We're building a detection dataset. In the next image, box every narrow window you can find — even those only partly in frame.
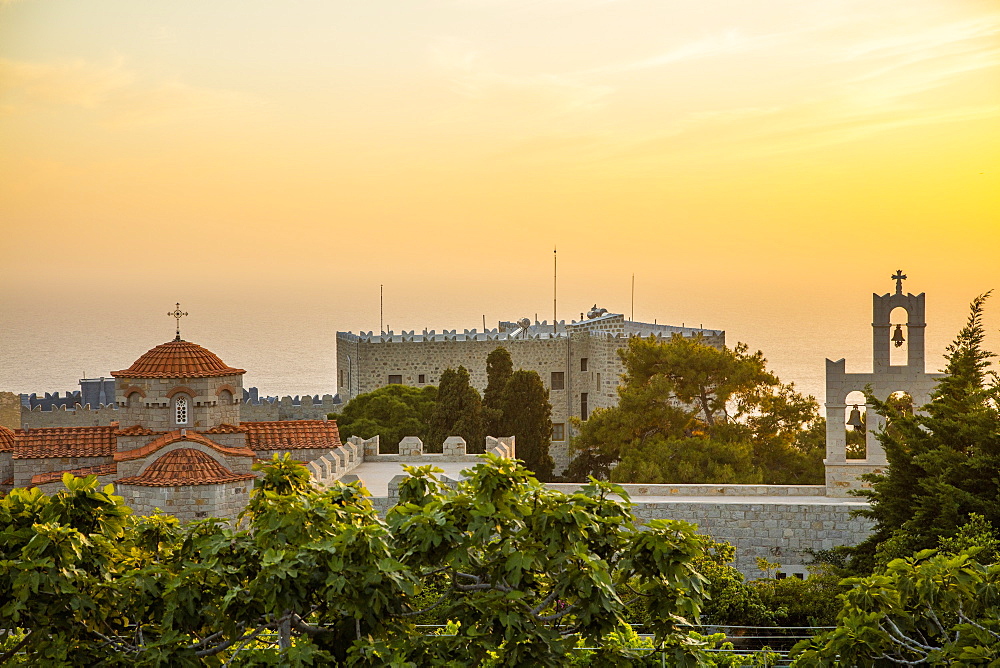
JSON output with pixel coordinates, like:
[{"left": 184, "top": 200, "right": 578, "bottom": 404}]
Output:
[
  {"left": 388, "top": 374, "right": 402, "bottom": 385},
  {"left": 596, "top": 372, "right": 601, "bottom": 389},
  {"left": 552, "top": 423, "right": 565, "bottom": 441},
  {"left": 339, "top": 369, "right": 344, "bottom": 386},
  {"left": 550, "top": 372, "right": 565, "bottom": 390},
  {"left": 175, "top": 396, "right": 189, "bottom": 425},
  {"left": 581, "top": 393, "right": 589, "bottom": 420},
  {"left": 418, "top": 374, "right": 426, "bottom": 384},
  {"left": 580, "top": 358, "right": 588, "bottom": 372}
]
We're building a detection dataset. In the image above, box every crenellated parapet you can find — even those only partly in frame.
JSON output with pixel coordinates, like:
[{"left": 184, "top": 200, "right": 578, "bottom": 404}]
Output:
[
  {"left": 241, "top": 389, "right": 342, "bottom": 421},
  {"left": 22, "top": 402, "right": 121, "bottom": 429}
]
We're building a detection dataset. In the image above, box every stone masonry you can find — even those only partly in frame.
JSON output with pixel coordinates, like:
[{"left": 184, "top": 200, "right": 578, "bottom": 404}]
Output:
[{"left": 337, "top": 309, "right": 725, "bottom": 474}]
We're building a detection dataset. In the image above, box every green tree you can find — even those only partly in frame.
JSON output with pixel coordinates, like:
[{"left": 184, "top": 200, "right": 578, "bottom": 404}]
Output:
[
  {"left": 791, "top": 549, "right": 1000, "bottom": 666},
  {"left": 499, "top": 369, "right": 555, "bottom": 481},
  {"left": 427, "top": 365, "right": 485, "bottom": 453},
  {"left": 853, "top": 293, "right": 1000, "bottom": 570},
  {"left": 568, "top": 334, "right": 824, "bottom": 485},
  {"left": 1, "top": 455, "right": 753, "bottom": 666},
  {"left": 333, "top": 384, "right": 438, "bottom": 454},
  {"left": 483, "top": 346, "right": 514, "bottom": 439}
]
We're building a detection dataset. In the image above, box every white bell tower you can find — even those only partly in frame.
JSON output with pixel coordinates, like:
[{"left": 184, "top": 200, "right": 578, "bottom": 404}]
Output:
[{"left": 824, "top": 271, "right": 944, "bottom": 496}]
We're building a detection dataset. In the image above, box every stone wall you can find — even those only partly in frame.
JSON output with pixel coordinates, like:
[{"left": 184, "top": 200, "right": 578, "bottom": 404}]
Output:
[
  {"left": 630, "top": 499, "right": 873, "bottom": 576},
  {"left": 241, "top": 394, "right": 342, "bottom": 422},
  {"left": 13, "top": 455, "right": 112, "bottom": 486},
  {"left": 22, "top": 403, "right": 120, "bottom": 429},
  {"left": 336, "top": 323, "right": 724, "bottom": 476},
  {"left": 120, "top": 480, "right": 251, "bottom": 522},
  {"left": 0, "top": 392, "right": 21, "bottom": 430}
]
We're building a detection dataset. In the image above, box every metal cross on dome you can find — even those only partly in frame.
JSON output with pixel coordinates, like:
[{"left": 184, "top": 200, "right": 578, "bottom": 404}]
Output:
[
  {"left": 169, "top": 302, "right": 188, "bottom": 341},
  {"left": 891, "top": 270, "right": 907, "bottom": 295}
]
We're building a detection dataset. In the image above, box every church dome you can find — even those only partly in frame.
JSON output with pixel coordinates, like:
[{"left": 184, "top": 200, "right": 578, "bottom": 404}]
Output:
[
  {"left": 111, "top": 340, "right": 245, "bottom": 379},
  {"left": 0, "top": 425, "right": 15, "bottom": 452}
]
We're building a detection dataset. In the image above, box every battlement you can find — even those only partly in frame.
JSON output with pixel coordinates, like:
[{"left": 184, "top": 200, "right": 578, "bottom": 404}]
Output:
[
  {"left": 337, "top": 322, "right": 723, "bottom": 345},
  {"left": 241, "top": 387, "right": 341, "bottom": 407}
]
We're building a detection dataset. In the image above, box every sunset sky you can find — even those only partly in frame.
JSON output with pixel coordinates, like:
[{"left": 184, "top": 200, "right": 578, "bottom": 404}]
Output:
[{"left": 1, "top": 0, "right": 998, "bottom": 398}]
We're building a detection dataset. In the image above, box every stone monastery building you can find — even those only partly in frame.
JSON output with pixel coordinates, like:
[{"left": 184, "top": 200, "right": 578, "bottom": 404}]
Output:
[
  {"left": 0, "top": 336, "right": 343, "bottom": 521},
  {"left": 337, "top": 306, "right": 725, "bottom": 473}
]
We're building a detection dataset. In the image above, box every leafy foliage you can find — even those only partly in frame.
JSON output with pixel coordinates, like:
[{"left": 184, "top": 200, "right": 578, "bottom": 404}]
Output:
[
  {"left": 853, "top": 293, "right": 1000, "bottom": 571},
  {"left": 568, "top": 334, "right": 824, "bottom": 484},
  {"left": 0, "top": 454, "right": 746, "bottom": 666},
  {"left": 427, "top": 365, "right": 485, "bottom": 453},
  {"left": 333, "top": 384, "right": 438, "bottom": 454},
  {"left": 792, "top": 549, "right": 1000, "bottom": 666}
]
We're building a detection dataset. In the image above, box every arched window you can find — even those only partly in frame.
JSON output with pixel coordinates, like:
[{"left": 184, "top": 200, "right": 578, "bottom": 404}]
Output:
[
  {"left": 219, "top": 389, "right": 233, "bottom": 406},
  {"left": 127, "top": 392, "right": 141, "bottom": 408},
  {"left": 175, "top": 396, "right": 189, "bottom": 425}
]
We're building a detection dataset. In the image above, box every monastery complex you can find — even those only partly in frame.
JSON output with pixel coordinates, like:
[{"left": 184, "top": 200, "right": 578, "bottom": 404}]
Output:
[
  {"left": 0, "top": 274, "right": 942, "bottom": 576},
  {"left": 336, "top": 307, "right": 725, "bottom": 473}
]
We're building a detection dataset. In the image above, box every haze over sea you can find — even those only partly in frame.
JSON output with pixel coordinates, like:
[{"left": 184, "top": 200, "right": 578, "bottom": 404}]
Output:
[
  {"left": 1, "top": 1, "right": 997, "bottom": 406},
  {"left": 2, "top": 274, "right": 996, "bottom": 407}
]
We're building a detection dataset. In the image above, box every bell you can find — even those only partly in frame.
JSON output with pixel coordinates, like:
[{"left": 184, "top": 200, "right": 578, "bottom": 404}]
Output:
[
  {"left": 847, "top": 405, "right": 865, "bottom": 431},
  {"left": 892, "top": 324, "right": 905, "bottom": 348}
]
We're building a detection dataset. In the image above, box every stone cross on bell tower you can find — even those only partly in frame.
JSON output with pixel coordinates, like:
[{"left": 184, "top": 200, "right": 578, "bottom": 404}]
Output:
[
  {"left": 823, "top": 272, "right": 944, "bottom": 496},
  {"left": 891, "top": 269, "right": 907, "bottom": 295}
]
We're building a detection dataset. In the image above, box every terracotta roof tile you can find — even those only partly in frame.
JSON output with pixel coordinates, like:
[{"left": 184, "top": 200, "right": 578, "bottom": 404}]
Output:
[
  {"left": 0, "top": 425, "right": 15, "bottom": 452},
  {"left": 117, "top": 425, "right": 160, "bottom": 436},
  {"left": 115, "top": 429, "right": 255, "bottom": 462},
  {"left": 30, "top": 463, "right": 118, "bottom": 486},
  {"left": 111, "top": 340, "right": 245, "bottom": 379},
  {"left": 116, "top": 448, "right": 256, "bottom": 487},
  {"left": 13, "top": 426, "right": 117, "bottom": 459},
  {"left": 242, "top": 420, "right": 342, "bottom": 451},
  {"left": 202, "top": 423, "right": 246, "bottom": 434}
]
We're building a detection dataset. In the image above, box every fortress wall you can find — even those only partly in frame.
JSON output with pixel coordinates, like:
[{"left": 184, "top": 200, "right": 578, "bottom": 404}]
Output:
[
  {"left": 630, "top": 500, "right": 873, "bottom": 577},
  {"left": 241, "top": 395, "right": 342, "bottom": 422},
  {"left": 21, "top": 403, "right": 120, "bottom": 429},
  {"left": 336, "top": 329, "right": 725, "bottom": 476}
]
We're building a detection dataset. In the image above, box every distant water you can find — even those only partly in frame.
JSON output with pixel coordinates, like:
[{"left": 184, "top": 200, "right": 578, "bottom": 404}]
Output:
[{"left": 0, "top": 291, "right": 985, "bottom": 408}]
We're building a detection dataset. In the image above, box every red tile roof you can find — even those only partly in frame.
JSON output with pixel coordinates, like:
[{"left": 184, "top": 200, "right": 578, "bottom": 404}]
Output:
[
  {"left": 115, "top": 430, "right": 255, "bottom": 462},
  {"left": 111, "top": 340, "right": 245, "bottom": 379},
  {"left": 117, "top": 424, "right": 160, "bottom": 436},
  {"left": 0, "top": 425, "right": 15, "bottom": 452},
  {"left": 30, "top": 463, "right": 118, "bottom": 486},
  {"left": 242, "top": 420, "right": 342, "bottom": 451},
  {"left": 202, "top": 423, "right": 245, "bottom": 434},
  {"left": 13, "top": 426, "right": 118, "bottom": 459},
  {"left": 116, "top": 448, "right": 256, "bottom": 487}
]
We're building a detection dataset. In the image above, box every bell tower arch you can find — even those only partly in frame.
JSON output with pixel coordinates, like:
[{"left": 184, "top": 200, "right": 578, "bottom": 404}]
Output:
[{"left": 824, "top": 271, "right": 943, "bottom": 496}]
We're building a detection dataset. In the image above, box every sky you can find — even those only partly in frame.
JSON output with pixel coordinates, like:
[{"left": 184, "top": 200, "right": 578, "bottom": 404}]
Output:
[{"left": 1, "top": 0, "right": 998, "bottom": 399}]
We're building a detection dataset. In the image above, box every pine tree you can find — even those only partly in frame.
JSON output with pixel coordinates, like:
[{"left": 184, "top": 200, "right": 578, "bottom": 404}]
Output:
[
  {"left": 499, "top": 370, "right": 555, "bottom": 481},
  {"left": 854, "top": 292, "right": 1000, "bottom": 569},
  {"left": 427, "top": 366, "right": 485, "bottom": 453},
  {"left": 483, "top": 347, "right": 513, "bottom": 440}
]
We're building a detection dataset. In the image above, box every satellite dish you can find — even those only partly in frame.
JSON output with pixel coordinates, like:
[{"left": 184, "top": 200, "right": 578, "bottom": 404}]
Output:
[{"left": 518, "top": 317, "right": 531, "bottom": 329}]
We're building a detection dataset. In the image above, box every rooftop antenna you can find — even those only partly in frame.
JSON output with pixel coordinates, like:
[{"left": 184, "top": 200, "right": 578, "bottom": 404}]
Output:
[
  {"left": 553, "top": 247, "right": 557, "bottom": 337},
  {"left": 380, "top": 284, "right": 383, "bottom": 335},
  {"left": 168, "top": 302, "right": 188, "bottom": 341},
  {"left": 631, "top": 273, "right": 635, "bottom": 321}
]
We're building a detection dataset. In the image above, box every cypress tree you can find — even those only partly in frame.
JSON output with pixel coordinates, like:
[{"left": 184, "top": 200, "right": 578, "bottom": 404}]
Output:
[
  {"left": 854, "top": 292, "right": 1000, "bottom": 568},
  {"left": 500, "top": 370, "right": 555, "bottom": 481},
  {"left": 483, "top": 347, "right": 513, "bottom": 439},
  {"left": 428, "top": 366, "right": 485, "bottom": 453}
]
